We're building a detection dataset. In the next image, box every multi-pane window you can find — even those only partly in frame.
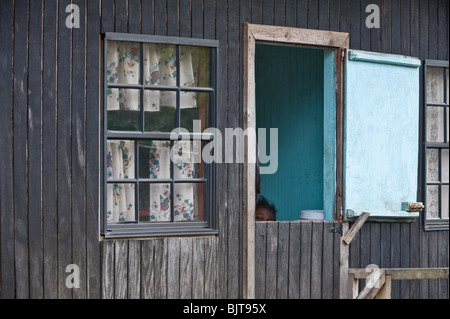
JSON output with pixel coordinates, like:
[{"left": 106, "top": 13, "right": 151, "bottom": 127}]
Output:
[
  {"left": 423, "top": 60, "right": 449, "bottom": 230},
  {"left": 102, "top": 34, "right": 218, "bottom": 238}
]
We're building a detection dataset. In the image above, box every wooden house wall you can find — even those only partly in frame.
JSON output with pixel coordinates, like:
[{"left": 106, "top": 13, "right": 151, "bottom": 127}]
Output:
[{"left": 0, "top": 0, "right": 448, "bottom": 299}]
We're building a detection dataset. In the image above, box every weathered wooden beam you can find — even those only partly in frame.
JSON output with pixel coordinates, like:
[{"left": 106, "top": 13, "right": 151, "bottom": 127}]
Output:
[
  {"left": 356, "top": 269, "right": 386, "bottom": 299},
  {"left": 342, "top": 212, "right": 370, "bottom": 245},
  {"left": 247, "top": 23, "right": 350, "bottom": 48},
  {"left": 348, "top": 267, "right": 449, "bottom": 280},
  {"left": 376, "top": 275, "right": 392, "bottom": 299},
  {"left": 339, "top": 222, "right": 350, "bottom": 299}
]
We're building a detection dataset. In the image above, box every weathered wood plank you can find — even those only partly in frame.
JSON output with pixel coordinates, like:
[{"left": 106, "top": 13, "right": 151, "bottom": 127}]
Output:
[
  {"left": 288, "top": 221, "right": 301, "bottom": 299},
  {"left": 318, "top": 0, "right": 329, "bottom": 30},
  {"left": 114, "top": 240, "right": 128, "bottom": 299},
  {"left": 255, "top": 222, "right": 267, "bottom": 299},
  {"left": 42, "top": 0, "right": 58, "bottom": 299},
  {"left": 192, "top": 0, "right": 203, "bottom": 38},
  {"left": 86, "top": 0, "right": 101, "bottom": 299},
  {"left": 307, "top": 0, "right": 319, "bottom": 29},
  {"left": 400, "top": 223, "right": 411, "bottom": 298},
  {"left": 265, "top": 222, "right": 278, "bottom": 299},
  {"left": 428, "top": 0, "right": 438, "bottom": 60},
  {"left": 13, "top": 0, "right": 29, "bottom": 299},
  {"left": 141, "top": 239, "right": 156, "bottom": 299},
  {"left": 204, "top": 0, "right": 215, "bottom": 39},
  {"left": 350, "top": 0, "right": 361, "bottom": 49},
  {"left": 179, "top": 0, "right": 191, "bottom": 37},
  {"left": 370, "top": 0, "right": 381, "bottom": 52},
  {"left": 252, "top": 0, "right": 263, "bottom": 24},
  {"left": 248, "top": 24, "right": 349, "bottom": 48},
  {"left": 128, "top": 0, "right": 141, "bottom": 34},
  {"left": 381, "top": 0, "right": 391, "bottom": 53},
  {"left": 300, "top": 221, "right": 312, "bottom": 299},
  {"left": 274, "top": 0, "right": 285, "bottom": 26},
  {"left": 276, "top": 222, "right": 290, "bottom": 298},
  {"left": 28, "top": 0, "right": 44, "bottom": 299},
  {"left": 360, "top": 0, "right": 371, "bottom": 51},
  {"left": 227, "top": 0, "right": 241, "bottom": 299},
  {"left": 322, "top": 221, "right": 334, "bottom": 299},
  {"left": 215, "top": 0, "right": 228, "bottom": 300},
  {"left": 72, "top": 0, "right": 87, "bottom": 299},
  {"left": 127, "top": 240, "right": 141, "bottom": 299},
  {"left": 0, "top": 0, "right": 14, "bottom": 299},
  {"left": 401, "top": 0, "right": 411, "bottom": 55},
  {"left": 154, "top": 0, "right": 167, "bottom": 36},
  {"left": 204, "top": 236, "right": 218, "bottom": 298},
  {"left": 181, "top": 237, "right": 194, "bottom": 299},
  {"left": 391, "top": 0, "right": 401, "bottom": 54},
  {"left": 311, "top": 221, "right": 323, "bottom": 299},
  {"left": 101, "top": 240, "right": 115, "bottom": 299},
  {"left": 115, "top": 0, "right": 127, "bottom": 33},
  {"left": 437, "top": 232, "right": 449, "bottom": 299},
  {"left": 167, "top": 238, "right": 181, "bottom": 299},
  {"left": 349, "top": 267, "right": 449, "bottom": 280},
  {"left": 339, "top": 222, "right": 349, "bottom": 299},
  {"left": 155, "top": 238, "right": 168, "bottom": 298},
  {"left": 57, "top": 0, "right": 73, "bottom": 299},
  {"left": 101, "top": 0, "right": 114, "bottom": 32},
  {"left": 342, "top": 212, "right": 369, "bottom": 245},
  {"left": 262, "top": 0, "right": 274, "bottom": 25},
  {"left": 285, "top": 0, "right": 296, "bottom": 28},
  {"left": 141, "top": 0, "right": 154, "bottom": 35},
  {"left": 167, "top": 0, "right": 178, "bottom": 37}
]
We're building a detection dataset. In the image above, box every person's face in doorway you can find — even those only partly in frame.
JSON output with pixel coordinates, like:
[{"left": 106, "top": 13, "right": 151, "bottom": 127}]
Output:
[{"left": 255, "top": 207, "right": 275, "bottom": 222}]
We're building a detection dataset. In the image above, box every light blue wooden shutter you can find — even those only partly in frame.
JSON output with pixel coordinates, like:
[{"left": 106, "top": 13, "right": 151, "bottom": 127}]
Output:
[{"left": 344, "top": 50, "right": 421, "bottom": 222}]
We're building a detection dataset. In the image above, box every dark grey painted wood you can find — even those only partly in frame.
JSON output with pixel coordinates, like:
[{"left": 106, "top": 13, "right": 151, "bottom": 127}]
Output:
[
  {"left": 13, "top": 0, "right": 29, "bottom": 299},
  {"left": 57, "top": 0, "right": 73, "bottom": 299},
  {"left": 28, "top": 0, "right": 44, "bottom": 299},
  {"left": 255, "top": 222, "right": 267, "bottom": 298},
  {"left": 0, "top": 0, "right": 14, "bottom": 300},
  {"left": 86, "top": 0, "right": 102, "bottom": 299},
  {"left": 1, "top": 0, "right": 448, "bottom": 300}
]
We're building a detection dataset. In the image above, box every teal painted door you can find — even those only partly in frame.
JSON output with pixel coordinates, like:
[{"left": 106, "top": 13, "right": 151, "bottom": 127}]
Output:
[
  {"left": 255, "top": 44, "right": 335, "bottom": 221},
  {"left": 344, "top": 50, "right": 421, "bottom": 221}
]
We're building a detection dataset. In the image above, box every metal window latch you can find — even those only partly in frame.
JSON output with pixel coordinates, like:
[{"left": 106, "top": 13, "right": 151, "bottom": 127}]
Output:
[{"left": 329, "top": 221, "right": 343, "bottom": 235}]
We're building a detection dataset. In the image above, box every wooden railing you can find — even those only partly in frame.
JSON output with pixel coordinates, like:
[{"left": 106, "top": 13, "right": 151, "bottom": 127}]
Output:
[{"left": 348, "top": 267, "right": 449, "bottom": 299}]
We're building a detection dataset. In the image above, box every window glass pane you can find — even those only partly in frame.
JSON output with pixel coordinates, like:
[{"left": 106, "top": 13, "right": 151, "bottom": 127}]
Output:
[
  {"left": 143, "top": 43, "right": 177, "bottom": 86},
  {"left": 442, "top": 185, "right": 449, "bottom": 219},
  {"left": 180, "top": 92, "right": 211, "bottom": 132},
  {"left": 139, "top": 140, "right": 171, "bottom": 179},
  {"left": 426, "top": 66, "right": 444, "bottom": 104},
  {"left": 426, "top": 149, "right": 439, "bottom": 182},
  {"left": 107, "top": 183, "right": 136, "bottom": 223},
  {"left": 107, "top": 41, "right": 140, "bottom": 85},
  {"left": 174, "top": 183, "right": 204, "bottom": 222},
  {"left": 426, "top": 185, "right": 440, "bottom": 219},
  {"left": 106, "top": 140, "right": 135, "bottom": 180},
  {"left": 173, "top": 141, "right": 204, "bottom": 179},
  {"left": 180, "top": 46, "right": 211, "bottom": 88},
  {"left": 426, "top": 106, "right": 445, "bottom": 142},
  {"left": 144, "top": 90, "right": 176, "bottom": 132},
  {"left": 442, "top": 149, "right": 449, "bottom": 182},
  {"left": 107, "top": 88, "right": 140, "bottom": 131},
  {"left": 139, "top": 183, "right": 171, "bottom": 222}
]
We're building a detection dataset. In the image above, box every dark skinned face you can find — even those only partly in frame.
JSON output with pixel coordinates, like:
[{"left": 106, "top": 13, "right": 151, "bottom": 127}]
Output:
[{"left": 255, "top": 207, "right": 275, "bottom": 221}]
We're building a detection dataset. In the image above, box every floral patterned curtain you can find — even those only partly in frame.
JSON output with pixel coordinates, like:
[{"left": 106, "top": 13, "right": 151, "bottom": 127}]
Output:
[{"left": 106, "top": 41, "right": 198, "bottom": 223}]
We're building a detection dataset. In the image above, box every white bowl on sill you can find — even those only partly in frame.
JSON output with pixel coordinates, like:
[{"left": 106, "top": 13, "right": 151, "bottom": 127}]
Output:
[{"left": 300, "top": 210, "right": 324, "bottom": 220}]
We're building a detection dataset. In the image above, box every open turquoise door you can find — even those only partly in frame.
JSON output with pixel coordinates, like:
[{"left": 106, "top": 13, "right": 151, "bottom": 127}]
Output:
[{"left": 344, "top": 50, "right": 421, "bottom": 222}]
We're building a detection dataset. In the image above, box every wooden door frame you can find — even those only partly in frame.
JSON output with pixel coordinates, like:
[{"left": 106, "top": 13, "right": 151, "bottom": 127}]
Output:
[{"left": 242, "top": 23, "right": 349, "bottom": 299}]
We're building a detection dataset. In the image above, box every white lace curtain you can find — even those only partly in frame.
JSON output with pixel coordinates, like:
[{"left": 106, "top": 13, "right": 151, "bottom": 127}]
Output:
[
  {"left": 106, "top": 41, "right": 197, "bottom": 111},
  {"left": 106, "top": 41, "right": 198, "bottom": 223}
]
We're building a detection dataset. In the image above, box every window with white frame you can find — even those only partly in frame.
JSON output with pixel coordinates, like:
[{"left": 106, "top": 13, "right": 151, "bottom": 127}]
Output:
[
  {"left": 423, "top": 60, "right": 449, "bottom": 230},
  {"left": 102, "top": 33, "right": 218, "bottom": 238}
]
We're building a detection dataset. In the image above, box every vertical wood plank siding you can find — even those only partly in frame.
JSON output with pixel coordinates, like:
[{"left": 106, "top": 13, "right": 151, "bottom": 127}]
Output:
[{"left": 0, "top": 0, "right": 448, "bottom": 299}]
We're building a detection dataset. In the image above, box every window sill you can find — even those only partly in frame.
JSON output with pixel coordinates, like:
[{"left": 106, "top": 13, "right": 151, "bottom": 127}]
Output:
[
  {"left": 345, "top": 209, "right": 420, "bottom": 223},
  {"left": 103, "top": 223, "right": 218, "bottom": 239},
  {"left": 424, "top": 219, "right": 449, "bottom": 231}
]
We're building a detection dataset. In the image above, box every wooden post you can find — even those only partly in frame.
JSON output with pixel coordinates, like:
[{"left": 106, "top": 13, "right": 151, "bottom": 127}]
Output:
[
  {"left": 376, "top": 275, "right": 392, "bottom": 299},
  {"left": 339, "top": 222, "right": 350, "bottom": 299}
]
